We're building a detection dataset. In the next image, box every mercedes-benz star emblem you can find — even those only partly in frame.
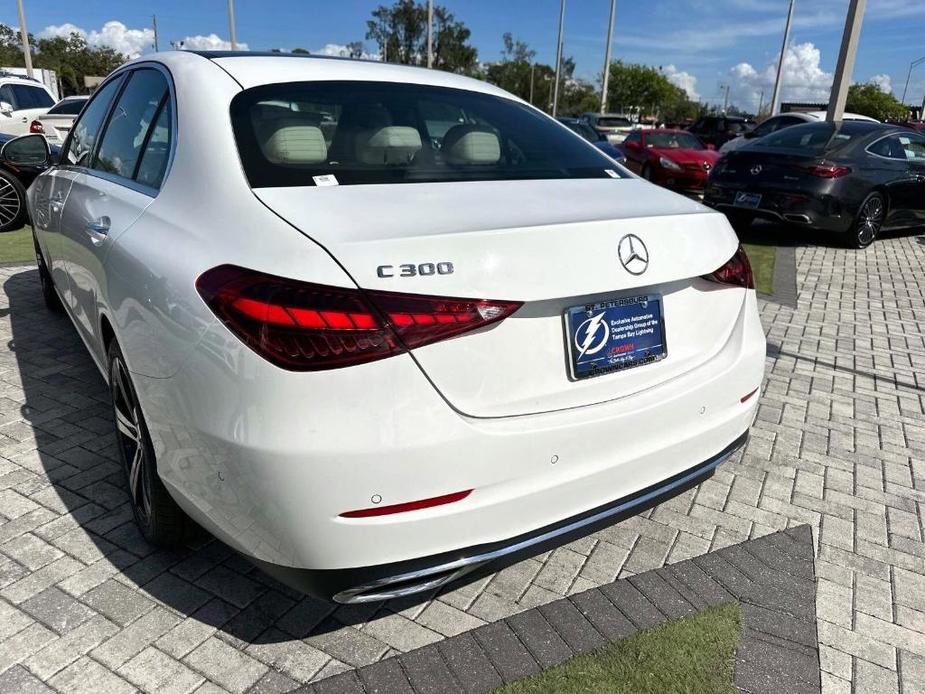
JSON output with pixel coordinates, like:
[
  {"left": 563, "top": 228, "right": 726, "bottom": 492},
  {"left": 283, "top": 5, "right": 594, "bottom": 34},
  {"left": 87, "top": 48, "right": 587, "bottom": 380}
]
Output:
[
  {"left": 618, "top": 234, "right": 649, "bottom": 276},
  {"left": 750, "top": 164, "right": 763, "bottom": 175}
]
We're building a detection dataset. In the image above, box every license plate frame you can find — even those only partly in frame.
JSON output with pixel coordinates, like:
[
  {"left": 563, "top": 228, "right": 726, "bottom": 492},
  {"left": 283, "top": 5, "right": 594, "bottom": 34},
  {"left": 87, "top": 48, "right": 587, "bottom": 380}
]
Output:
[{"left": 564, "top": 294, "right": 667, "bottom": 381}]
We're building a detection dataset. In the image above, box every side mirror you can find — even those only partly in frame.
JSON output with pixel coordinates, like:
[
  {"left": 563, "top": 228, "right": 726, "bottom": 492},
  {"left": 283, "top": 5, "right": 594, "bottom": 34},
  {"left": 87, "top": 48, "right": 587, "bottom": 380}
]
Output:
[
  {"left": 706, "top": 143, "right": 716, "bottom": 151},
  {"left": 0, "top": 101, "right": 13, "bottom": 117},
  {"left": 1, "top": 133, "right": 50, "bottom": 167},
  {"left": 624, "top": 140, "right": 640, "bottom": 149}
]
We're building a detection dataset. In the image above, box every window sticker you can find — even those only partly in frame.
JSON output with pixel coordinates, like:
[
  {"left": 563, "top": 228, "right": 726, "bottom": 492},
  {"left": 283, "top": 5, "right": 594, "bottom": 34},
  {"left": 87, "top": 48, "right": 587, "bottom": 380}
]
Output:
[
  {"left": 312, "top": 174, "right": 339, "bottom": 187},
  {"left": 605, "top": 169, "right": 620, "bottom": 178}
]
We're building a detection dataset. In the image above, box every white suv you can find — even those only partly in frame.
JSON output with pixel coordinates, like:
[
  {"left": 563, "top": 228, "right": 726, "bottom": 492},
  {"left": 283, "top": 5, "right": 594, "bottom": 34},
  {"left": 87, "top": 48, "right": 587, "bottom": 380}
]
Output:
[{"left": 0, "top": 74, "right": 56, "bottom": 136}]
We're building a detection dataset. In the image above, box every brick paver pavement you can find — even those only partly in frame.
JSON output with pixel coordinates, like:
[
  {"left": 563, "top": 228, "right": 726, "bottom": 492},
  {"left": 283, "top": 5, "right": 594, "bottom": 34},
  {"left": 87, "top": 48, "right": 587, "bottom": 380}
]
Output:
[{"left": 0, "top": 230, "right": 922, "bottom": 693}]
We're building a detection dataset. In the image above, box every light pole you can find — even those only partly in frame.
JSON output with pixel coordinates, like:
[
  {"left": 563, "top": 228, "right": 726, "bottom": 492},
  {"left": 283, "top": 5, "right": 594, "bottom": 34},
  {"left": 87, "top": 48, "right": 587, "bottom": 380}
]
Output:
[
  {"left": 426, "top": 0, "right": 434, "bottom": 68},
  {"left": 901, "top": 57, "right": 925, "bottom": 108},
  {"left": 770, "top": 0, "right": 794, "bottom": 116},
  {"left": 827, "top": 0, "right": 867, "bottom": 122},
  {"left": 152, "top": 15, "right": 159, "bottom": 52},
  {"left": 552, "top": 0, "right": 566, "bottom": 116},
  {"left": 600, "top": 0, "right": 616, "bottom": 114},
  {"left": 15, "top": 0, "right": 33, "bottom": 79},
  {"left": 227, "top": 0, "right": 238, "bottom": 51}
]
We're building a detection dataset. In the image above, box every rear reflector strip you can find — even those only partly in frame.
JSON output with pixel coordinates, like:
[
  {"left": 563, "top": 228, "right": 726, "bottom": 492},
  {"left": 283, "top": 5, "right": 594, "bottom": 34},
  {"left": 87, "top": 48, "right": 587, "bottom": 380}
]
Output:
[
  {"left": 339, "top": 490, "right": 472, "bottom": 518},
  {"left": 740, "top": 388, "right": 759, "bottom": 403}
]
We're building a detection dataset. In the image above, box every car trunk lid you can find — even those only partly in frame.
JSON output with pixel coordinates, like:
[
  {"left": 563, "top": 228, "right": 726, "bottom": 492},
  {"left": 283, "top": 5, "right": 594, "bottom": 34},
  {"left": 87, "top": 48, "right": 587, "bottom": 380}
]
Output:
[{"left": 255, "top": 178, "right": 744, "bottom": 417}]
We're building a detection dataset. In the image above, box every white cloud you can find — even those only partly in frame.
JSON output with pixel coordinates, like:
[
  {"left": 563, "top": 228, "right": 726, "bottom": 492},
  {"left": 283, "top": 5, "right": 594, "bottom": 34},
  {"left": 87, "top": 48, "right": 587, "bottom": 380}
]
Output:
[
  {"left": 311, "top": 43, "right": 380, "bottom": 61},
  {"left": 727, "top": 41, "right": 833, "bottom": 110},
  {"left": 870, "top": 73, "right": 893, "bottom": 94},
  {"left": 175, "top": 34, "right": 248, "bottom": 51},
  {"left": 663, "top": 65, "right": 700, "bottom": 101},
  {"left": 40, "top": 21, "right": 154, "bottom": 59}
]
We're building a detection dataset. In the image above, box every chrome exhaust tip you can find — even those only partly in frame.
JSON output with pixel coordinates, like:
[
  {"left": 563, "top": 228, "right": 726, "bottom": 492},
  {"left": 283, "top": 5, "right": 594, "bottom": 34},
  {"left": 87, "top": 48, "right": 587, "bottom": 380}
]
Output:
[{"left": 784, "top": 213, "right": 811, "bottom": 224}]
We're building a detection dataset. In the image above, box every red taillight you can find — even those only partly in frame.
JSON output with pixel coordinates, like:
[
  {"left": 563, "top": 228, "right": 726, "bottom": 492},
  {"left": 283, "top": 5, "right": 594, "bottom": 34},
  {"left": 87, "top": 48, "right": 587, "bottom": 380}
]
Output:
[
  {"left": 339, "top": 490, "right": 472, "bottom": 518},
  {"left": 29, "top": 120, "right": 44, "bottom": 134},
  {"left": 807, "top": 163, "right": 851, "bottom": 178},
  {"left": 195, "top": 265, "right": 522, "bottom": 371},
  {"left": 703, "top": 246, "right": 754, "bottom": 289}
]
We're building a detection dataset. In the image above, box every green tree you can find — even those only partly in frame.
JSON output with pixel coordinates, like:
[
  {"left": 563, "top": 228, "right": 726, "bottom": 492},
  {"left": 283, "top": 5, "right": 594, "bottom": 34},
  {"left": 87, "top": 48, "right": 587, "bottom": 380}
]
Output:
[
  {"left": 604, "top": 60, "right": 698, "bottom": 122},
  {"left": 845, "top": 82, "right": 907, "bottom": 121},
  {"left": 33, "top": 33, "right": 124, "bottom": 95},
  {"left": 366, "top": 0, "right": 477, "bottom": 74}
]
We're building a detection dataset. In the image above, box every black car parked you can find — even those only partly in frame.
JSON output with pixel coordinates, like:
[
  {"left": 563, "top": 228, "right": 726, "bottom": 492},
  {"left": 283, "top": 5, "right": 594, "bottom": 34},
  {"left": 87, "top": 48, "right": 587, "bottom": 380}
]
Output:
[
  {"left": 0, "top": 132, "right": 60, "bottom": 232},
  {"left": 704, "top": 121, "right": 925, "bottom": 248},
  {"left": 689, "top": 115, "right": 753, "bottom": 148},
  {"left": 555, "top": 117, "right": 627, "bottom": 165}
]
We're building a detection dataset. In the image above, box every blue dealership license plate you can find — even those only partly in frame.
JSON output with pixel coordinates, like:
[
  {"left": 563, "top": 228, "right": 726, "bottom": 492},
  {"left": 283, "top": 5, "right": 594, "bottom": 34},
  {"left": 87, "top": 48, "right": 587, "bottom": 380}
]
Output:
[
  {"left": 565, "top": 295, "right": 667, "bottom": 380},
  {"left": 734, "top": 191, "right": 762, "bottom": 209}
]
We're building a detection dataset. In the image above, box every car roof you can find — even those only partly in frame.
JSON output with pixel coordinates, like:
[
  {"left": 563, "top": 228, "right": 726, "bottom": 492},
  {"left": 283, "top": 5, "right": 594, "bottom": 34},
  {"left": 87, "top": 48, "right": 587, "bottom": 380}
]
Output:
[
  {"left": 139, "top": 50, "right": 519, "bottom": 101},
  {"left": 793, "top": 111, "right": 879, "bottom": 122},
  {"left": 644, "top": 128, "right": 694, "bottom": 135}
]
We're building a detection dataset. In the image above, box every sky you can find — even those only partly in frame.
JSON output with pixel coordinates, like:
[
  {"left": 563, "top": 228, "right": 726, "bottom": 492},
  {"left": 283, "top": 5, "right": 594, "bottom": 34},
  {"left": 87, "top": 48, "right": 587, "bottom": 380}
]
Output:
[{"left": 3, "top": 0, "right": 924, "bottom": 112}]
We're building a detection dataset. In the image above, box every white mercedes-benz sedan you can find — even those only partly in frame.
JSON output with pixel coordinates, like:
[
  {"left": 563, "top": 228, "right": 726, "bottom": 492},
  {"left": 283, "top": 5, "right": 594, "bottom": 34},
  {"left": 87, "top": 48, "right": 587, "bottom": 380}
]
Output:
[{"left": 17, "top": 51, "right": 765, "bottom": 603}]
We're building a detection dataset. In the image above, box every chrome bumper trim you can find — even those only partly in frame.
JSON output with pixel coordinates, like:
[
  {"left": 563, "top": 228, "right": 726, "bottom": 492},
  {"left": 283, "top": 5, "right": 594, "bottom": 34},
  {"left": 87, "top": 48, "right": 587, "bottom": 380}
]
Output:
[{"left": 333, "top": 433, "right": 747, "bottom": 604}]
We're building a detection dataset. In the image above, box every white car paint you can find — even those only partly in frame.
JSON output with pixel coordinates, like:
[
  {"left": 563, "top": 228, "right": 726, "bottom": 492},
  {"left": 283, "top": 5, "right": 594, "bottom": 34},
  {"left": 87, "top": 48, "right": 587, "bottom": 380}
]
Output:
[
  {"left": 28, "top": 52, "right": 765, "bottom": 602},
  {"left": 34, "top": 95, "right": 89, "bottom": 143},
  {"left": 719, "top": 110, "right": 880, "bottom": 155},
  {"left": 0, "top": 77, "right": 56, "bottom": 136}
]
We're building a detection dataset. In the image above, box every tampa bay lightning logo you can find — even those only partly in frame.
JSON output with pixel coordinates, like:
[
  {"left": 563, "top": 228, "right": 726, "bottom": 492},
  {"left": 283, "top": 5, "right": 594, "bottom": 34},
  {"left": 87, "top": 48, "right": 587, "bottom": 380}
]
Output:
[{"left": 574, "top": 312, "right": 610, "bottom": 361}]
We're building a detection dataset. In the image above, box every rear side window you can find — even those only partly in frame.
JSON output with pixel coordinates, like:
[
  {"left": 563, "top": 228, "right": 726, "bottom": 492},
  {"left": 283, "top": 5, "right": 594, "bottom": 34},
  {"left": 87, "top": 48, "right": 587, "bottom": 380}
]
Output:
[
  {"left": 65, "top": 75, "right": 124, "bottom": 166},
  {"left": 94, "top": 69, "right": 168, "bottom": 180},
  {"left": 47, "top": 99, "right": 86, "bottom": 116},
  {"left": 754, "top": 122, "right": 866, "bottom": 153},
  {"left": 231, "top": 81, "right": 625, "bottom": 187},
  {"left": 135, "top": 99, "right": 172, "bottom": 188},
  {"left": 10, "top": 85, "right": 54, "bottom": 110}
]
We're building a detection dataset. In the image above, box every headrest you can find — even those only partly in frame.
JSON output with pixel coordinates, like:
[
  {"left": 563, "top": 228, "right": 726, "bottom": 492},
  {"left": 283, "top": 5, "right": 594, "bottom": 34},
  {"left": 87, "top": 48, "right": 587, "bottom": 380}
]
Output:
[
  {"left": 442, "top": 125, "right": 501, "bottom": 165},
  {"left": 263, "top": 122, "right": 328, "bottom": 165},
  {"left": 356, "top": 126, "right": 422, "bottom": 165}
]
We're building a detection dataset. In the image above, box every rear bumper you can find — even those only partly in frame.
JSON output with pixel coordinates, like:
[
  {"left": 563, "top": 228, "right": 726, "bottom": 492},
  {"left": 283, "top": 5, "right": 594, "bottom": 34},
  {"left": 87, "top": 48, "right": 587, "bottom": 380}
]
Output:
[
  {"left": 257, "top": 431, "right": 748, "bottom": 603},
  {"left": 143, "top": 290, "right": 764, "bottom": 599},
  {"left": 704, "top": 183, "right": 853, "bottom": 232}
]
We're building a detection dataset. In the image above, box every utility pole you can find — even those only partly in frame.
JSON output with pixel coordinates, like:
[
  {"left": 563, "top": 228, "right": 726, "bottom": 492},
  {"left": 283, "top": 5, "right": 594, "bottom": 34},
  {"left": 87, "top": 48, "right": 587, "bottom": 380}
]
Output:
[
  {"left": 720, "top": 84, "right": 730, "bottom": 113},
  {"left": 152, "top": 15, "right": 159, "bottom": 52},
  {"left": 757, "top": 89, "right": 764, "bottom": 116},
  {"left": 529, "top": 64, "right": 535, "bottom": 105},
  {"left": 600, "top": 0, "right": 616, "bottom": 114},
  {"left": 901, "top": 57, "right": 925, "bottom": 108},
  {"left": 227, "top": 0, "right": 238, "bottom": 51},
  {"left": 15, "top": 0, "right": 33, "bottom": 79},
  {"left": 426, "top": 0, "right": 434, "bottom": 68},
  {"left": 552, "top": 0, "right": 566, "bottom": 116},
  {"left": 827, "top": 0, "right": 867, "bottom": 122},
  {"left": 770, "top": 0, "right": 794, "bottom": 116}
]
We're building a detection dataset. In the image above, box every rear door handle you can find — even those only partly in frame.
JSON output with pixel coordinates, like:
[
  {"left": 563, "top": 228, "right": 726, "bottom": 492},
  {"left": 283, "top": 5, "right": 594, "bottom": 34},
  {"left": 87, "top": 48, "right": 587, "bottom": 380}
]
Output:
[{"left": 85, "top": 217, "right": 111, "bottom": 242}]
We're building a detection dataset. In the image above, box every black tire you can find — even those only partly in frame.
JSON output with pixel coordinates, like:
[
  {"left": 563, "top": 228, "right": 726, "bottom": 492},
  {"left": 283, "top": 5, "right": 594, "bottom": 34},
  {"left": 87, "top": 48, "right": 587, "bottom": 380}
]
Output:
[
  {"left": 0, "top": 170, "right": 28, "bottom": 232},
  {"left": 33, "top": 240, "right": 63, "bottom": 313},
  {"left": 847, "top": 192, "right": 885, "bottom": 249},
  {"left": 108, "top": 341, "right": 188, "bottom": 546}
]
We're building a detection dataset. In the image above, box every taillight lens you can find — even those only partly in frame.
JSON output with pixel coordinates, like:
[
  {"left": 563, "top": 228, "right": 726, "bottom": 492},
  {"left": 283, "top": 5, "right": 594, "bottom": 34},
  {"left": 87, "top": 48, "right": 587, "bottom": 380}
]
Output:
[
  {"left": 807, "top": 163, "right": 851, "bottom": 178},
  {"left": 703, "top": 246, "right": 754, "bottom": 289},
  {"left": 196, "top": 265, "right": 522, "bottom": 371},
  {"left": 29, "top": 120, "right": 44, "bottom": 134}
]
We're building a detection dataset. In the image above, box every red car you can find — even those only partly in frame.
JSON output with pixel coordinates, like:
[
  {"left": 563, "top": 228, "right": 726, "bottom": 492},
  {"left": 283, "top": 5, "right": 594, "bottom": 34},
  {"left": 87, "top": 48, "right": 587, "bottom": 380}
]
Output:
[{"left": 621, "top": 129, "right": 720, "bottom": 194}]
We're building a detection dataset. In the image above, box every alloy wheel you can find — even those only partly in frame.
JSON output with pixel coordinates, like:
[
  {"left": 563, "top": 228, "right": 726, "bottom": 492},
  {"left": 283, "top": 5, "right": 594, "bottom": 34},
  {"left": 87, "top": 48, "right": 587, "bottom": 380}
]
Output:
[
  {"left": 0, "top": 177, "right": 20, "bottom": 227},
  {"left": 111, "top": 357, "right": 152, "bottom": 523},
  {"left": 856, "top": 195, "right": 884, "bottom": 247}
]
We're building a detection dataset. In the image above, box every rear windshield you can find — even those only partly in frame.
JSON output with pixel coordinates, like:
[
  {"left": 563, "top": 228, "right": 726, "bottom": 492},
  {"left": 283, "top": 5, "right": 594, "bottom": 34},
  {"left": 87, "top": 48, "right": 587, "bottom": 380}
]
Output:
[
  {"left": 753, "top": 122, "right": 868, "bottom": 153},
  {"left": 47, "top": 99, "right": 86, "bottom": 115},
  {"left": 647, "top": 132, "right": 704, "bottom": 149},
  {"left": 231, "top": 81, "right": 626, "bottom": 187},
  {"left": 597, "top": 117, "right": 632, "bottom": 127},
  {"left": 726, "top": 120, "right": 751, "bottom": 134}
]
